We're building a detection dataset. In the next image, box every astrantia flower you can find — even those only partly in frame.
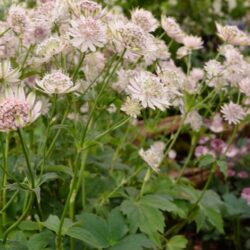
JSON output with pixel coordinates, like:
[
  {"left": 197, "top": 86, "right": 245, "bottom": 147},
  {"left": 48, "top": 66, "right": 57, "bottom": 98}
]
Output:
[
  {"left": 139, "top": 141, "right": 165, "bottom": 172},
  {"left": 35, "top": 36, "right": 67, "bottom": 63},
  {"left": 7, "top": 6, "right": 29, "bottom": 33},
  {"left": 0, "top": 87, "right": 42, "bottom": 132},
  {"left": 241, "top": 187, "right": 250, "bottom": 205},
  {"left": 113, "top": 69, "right": 139, "bottom": 92},
  {"left": 144, "top": 37, "right": 170, "bottom": 65},
  {"left": 131, "top": 8, "right": 159, "bottom": 33},
  {"left": 219, "top": 44, "right": 243, "bottom": 63},
  {"left": 176, "top": 46, "right": 189, "bottom": 59},
  {"left": 161, "top": 16, "right": 186, "bottom": 43},
  {"left": 182, "top": 35, "right": 203, "bottom": 50},
  {"left": 221, "top": 102, "right": 245, "bottom": 125},
  {"left": 121, "top": 97, "right": 142, "bottom": 118},
  {"left": 24, "top": 20, "right": 51, "bottom": 45},
  {"left": 0, "top": 61, "right": 20, "bottom": 86},
  {"left": 184, "top": 110, "right": 203, "bottom": 131},
  {"left": 239, "top": 77, "right": 250, "bottom": 97},
  {"left": 69, "top": 16, "right": 107, "bottom": 52},
  {"left": 208, "top": 113, "right": 224, "bottom": 133},
  {"left": 110, "top": 22, "right": 152, "bottom": 54},
  {"left": 204, "top": 59, "right": 225, "bottom": 87},
  {"left": 216, "top": 23, "right": 250, "bottom": 46},
  {"left": 36, "top": 71, "right": 79, "bottom": 94},
  {"left": 76, "top": 0, "right": 102, "bottom": 16},
  {"left": 127, "top": 71, "right": 171, "bottom": 110}
]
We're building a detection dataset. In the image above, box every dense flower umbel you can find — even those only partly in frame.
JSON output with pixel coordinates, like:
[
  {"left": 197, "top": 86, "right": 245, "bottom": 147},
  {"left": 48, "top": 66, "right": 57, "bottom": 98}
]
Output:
[
  {"left": 68, "top": 16, "right": 107, "bottom": 52},
  {"left": 139, "top": 141, "right": 165, "bottom": 172},
  {"left": 161, "top": 16, "right": 186, "bottom": 43},
  {"left": 121, "top": 97, "right": 142, "bottom": 118},
  {"left": 221, "top": 102, "right": 246, "bottom": 125},
  {"left": 110, "top": 22, "right": 153, "bottom": 54},
  {"left": 216, "top": 23, "right": 250, "bottom": 46},
  {"left": 127, "top": 71, "right": 172, "bottom": 110},
  {"left": 36, "top": 71, "right": 80, "bottom": 94},
  {"left": 0, "top": 87, "right": 42, "bottom": 131},
  {"left": 7, "top": 5, "right": 29, "bottom": 33},
  {"left": 131, "top": 8, "right": 159, "bottom": 33}
]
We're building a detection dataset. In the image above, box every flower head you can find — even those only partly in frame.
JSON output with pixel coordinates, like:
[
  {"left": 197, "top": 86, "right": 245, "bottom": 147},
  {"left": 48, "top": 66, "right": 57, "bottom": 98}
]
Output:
[
  {"left": 216, "top": 23, "right": 250, "bottom": 46},
  {"left": 121, "top": 97, "right": 142, "bottom": 118},
  {"left": 0, "top": 87, "right": 42, "bottom": 132},
  {"left": 208, "top": 113, "right": 224, "bottom": 133},
  {"left": 182, "top": 35, "right": 203, "bottom": 50},
  {"left": 161, "top": 16, "right": 186, "bottom": 43},
  {"left": 127, "top": 71, "right": 172, "bottom": 110},
  {"left": 184, "top": 110, "right": 203, "bottom": 131},
  {"left": 35, "top": 36, "right": 67, "bottom": 63},
  {"left": 139, "top": 141, "right": 165, "bottom": 172},
  {"left": 110, "top": 22, "right": 153, "bottom": 54},
  {"left": 7, "top": 6, "right": 29, "bottom": 33},
  {"left": 239, "top": 77, "right": 250, "bottom": 97},
  {"left": 69, "top": 16, "right": 107, "bottom": 52},
  {"left": 221, "top": 102, "right": 245, "bottom": 125},
  {"left": 75, "top": 0, "right": 103, "bottom": 17},
  {"left": 241, "top": 187, "right": 250, "bottom": 205},
  {"left": 36, "top": 71, "right": 79, "bottom": 94},
  {"left": 131, "top": 8, "right": 159, "bottom": 33}
]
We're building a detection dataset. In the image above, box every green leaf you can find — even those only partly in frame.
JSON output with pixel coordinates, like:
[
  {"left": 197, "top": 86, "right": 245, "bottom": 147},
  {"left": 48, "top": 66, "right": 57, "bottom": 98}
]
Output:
[
  {"left": 27, "top": 231, "right": 53, "bottom": 250},
  {"left": 109, "top": 234, "right": 155, "bottom": 250},
  {"left": 166, "top": 235, "right": 188, "bottom": 250},
  {"left": 199, "top": 155, "right": 215, "bottom": 167},
  {"left": 202, "top": 207, "right": 224, "bottom": 234},
  {"left": 5, "top": 241, "right": 28, "bottom": 250},
  {"left": 121, "top": 199, "right": 165, "bottom": 246},
  {"left": 66, "top": 227, "right": 106, "bottom": 249},
  {"left": 19, "top": 221, "right": 40, "bottom": 231},
  {"left": 223, "top": 193, "right": 250, "bottom": 217},
  {"left": 107, "top": 208, "right": 128, "bottom": 245},
  {"left": 45, "top": 165, "right": 73, "bottom": 177},
  {"left": 42, "top": 215, "right": 73, "bottom": 235},
  {"left": 217, "top": 161, "right": 228, "bottom": 178},
  {"left": 39, "top": 173, "right": 59, "bottom": 185},
  {"left": 69, "top": 210, "right": 130, "bottom": 248},
  {"left": 141, "top": 194, "right": 186, "bottom": 218}
]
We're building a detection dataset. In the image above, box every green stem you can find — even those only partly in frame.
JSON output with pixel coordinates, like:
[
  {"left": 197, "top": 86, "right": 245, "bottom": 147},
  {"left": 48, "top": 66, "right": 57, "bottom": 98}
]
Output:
[
  {"left": 3, "top": 193, "right": 34, "bottom": 244},
  {"left": 176, "top": 134, "right": 197, "bottom": 183},
  {"left": 163, "top": 115, "right": 186, "bottom": 161},
  {"left": 139, "top": 168, "right": 151, "bottom": 198},
  {"left": 56, "top": 174, "right": 78, "bottom": 250},
  {"left": 17, "top": 129, "right": 35, "bottom": 188},
  {"left": 72, "top": 52, "right": 85, "bottom": 82},
  {"left": 110, "top": 124, "right": 130, "bottom": 174},
  {"left": 0, "top": 190, "right": 19, "bottom": 215},
  {"left": 79, "top": 49, "right": 126, "bottom": 145},
  {"left": 0, "top": 133, "right": 9, "bottom": 228}
]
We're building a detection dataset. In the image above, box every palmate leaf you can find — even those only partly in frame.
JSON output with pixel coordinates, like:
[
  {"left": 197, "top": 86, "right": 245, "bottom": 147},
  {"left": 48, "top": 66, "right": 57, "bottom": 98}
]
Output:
[
  {"left": 27, "top": 231, "right": 54, "bottom": 250},
  {"left": 109, "top": 234, "right": 155, "bottom": 250},
  {"left": 196, "top": 190, "right": 224, "bottom": 233},
  {"left": 66, "top": 208, "right": 146, "bottom": 249},
  {"left": 42, "top": 215, "right": 74, "bottom": 235},
  {"left": 66, "top": 227, "right": 107, "bottom": 249},
  {"left": 120, "top": 194, "right": 186, "bottom": 246}
]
